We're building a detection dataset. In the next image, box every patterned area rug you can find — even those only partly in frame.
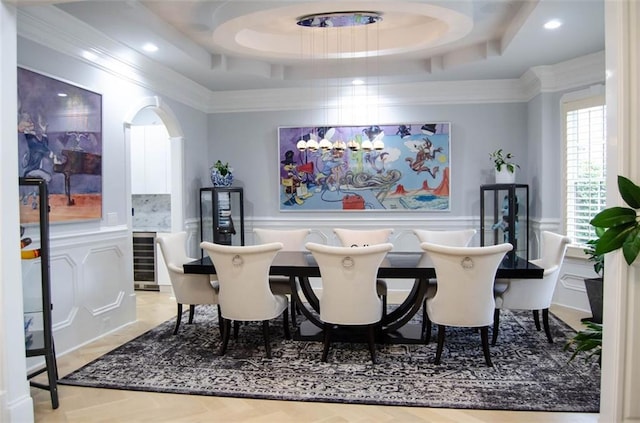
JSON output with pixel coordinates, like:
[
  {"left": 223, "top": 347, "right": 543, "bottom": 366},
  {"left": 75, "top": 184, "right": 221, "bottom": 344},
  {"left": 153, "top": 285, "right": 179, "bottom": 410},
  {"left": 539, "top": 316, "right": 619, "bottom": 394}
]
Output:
[{"left": 59, "top": 306, "right": 600, "bottom": 412}]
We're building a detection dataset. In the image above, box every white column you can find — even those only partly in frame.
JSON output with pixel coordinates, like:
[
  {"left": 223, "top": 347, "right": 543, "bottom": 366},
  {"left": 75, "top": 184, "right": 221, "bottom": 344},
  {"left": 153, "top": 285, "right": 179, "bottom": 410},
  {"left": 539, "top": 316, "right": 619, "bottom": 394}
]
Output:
[
  {"left": 0, "top": 2, "right": 35, "bottom": 422},
  {"left": 601, "top": 1, "right": 640, "bottom": 422}
]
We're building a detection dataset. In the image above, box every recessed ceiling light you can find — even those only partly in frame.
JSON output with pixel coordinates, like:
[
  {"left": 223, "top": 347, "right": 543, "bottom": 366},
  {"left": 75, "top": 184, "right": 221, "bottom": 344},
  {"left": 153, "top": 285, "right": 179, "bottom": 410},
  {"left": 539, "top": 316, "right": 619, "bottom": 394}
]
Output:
[
  {"left": 57, "top": 93, "right": 67, "bottom": 97},
  {"left": 352, "top": 79, "right": 365, "bottom": 86},
  {"left": 142, "top": 43, "right": 159, "bottom": 52},
  {"left": 544, "top": 19, "right": 562, "bottom": 30}
]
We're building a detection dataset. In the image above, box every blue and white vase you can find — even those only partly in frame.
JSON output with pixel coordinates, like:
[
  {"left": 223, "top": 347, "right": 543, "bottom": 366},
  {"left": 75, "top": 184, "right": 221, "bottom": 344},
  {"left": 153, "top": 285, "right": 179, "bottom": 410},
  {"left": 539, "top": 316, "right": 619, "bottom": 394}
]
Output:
[{"left": 211, "top": 169, "right": 234, "bottom": 187}]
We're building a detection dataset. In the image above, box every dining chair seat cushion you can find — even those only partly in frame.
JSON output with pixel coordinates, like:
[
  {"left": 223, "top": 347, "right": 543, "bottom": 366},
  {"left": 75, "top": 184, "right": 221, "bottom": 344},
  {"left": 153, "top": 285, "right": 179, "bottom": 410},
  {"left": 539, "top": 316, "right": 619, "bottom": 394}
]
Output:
[
  {"left": 492, "top": 232, "right": 571, "bottom": 346},
  {"left": 157, "top": 231, "right": 221, "bottom": 335}
]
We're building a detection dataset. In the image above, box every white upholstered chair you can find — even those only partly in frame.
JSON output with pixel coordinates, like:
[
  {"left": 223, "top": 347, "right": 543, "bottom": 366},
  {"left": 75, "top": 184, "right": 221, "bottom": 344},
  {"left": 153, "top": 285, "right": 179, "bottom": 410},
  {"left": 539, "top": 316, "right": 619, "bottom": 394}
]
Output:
[
  {"left": 305, "top": 242, "right": 394, "bottom": 363},
  {"left": 333, "top": 228, "right": 393, "bottom": 316},
  {"left": 420, "top": 242, "right": 513, "bottom": 366},
  {"left": 413, "top": 229, "right": 477, "bottom": 339},
  {"left": 253, "top": 228, "right": 311, "bottom": 327},
  {"left": 156, "top": 232, "right": 220, "bottom": 335},
  {"left": 492, "top": 231, "right": 571, "bottom": 345},
  {"left": 200, "top": 241, "right": 290, "bottom": 358}
]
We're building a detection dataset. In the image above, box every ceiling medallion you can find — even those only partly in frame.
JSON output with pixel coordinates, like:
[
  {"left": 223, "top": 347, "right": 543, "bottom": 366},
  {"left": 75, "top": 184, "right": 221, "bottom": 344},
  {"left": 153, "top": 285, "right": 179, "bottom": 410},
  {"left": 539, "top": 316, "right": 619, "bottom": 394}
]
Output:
[{"left": 296, "top": 11, "right": 382, "bottom": 28}]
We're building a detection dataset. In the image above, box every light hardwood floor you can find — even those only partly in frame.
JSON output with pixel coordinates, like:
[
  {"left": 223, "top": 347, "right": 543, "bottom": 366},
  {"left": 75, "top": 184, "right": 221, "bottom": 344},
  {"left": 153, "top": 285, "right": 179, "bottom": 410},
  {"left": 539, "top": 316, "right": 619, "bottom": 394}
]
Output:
[{"left": 31, "top": 291, "right": 599, "bottom": 423}]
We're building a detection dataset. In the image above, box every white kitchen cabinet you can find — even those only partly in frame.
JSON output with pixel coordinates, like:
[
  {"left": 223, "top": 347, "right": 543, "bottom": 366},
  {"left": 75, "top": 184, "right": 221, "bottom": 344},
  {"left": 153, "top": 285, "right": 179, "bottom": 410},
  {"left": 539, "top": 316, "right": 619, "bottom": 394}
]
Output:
[{"left": 130, "top": 124, "right": 171, "bottom": 194}]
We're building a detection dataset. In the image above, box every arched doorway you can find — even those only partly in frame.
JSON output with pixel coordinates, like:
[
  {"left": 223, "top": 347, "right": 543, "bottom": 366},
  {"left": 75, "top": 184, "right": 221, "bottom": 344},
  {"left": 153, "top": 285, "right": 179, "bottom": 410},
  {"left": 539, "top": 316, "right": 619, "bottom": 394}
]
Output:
[
  {"left": 123, "top": 96, "right": 184, "bottom": 233},
  {"left": 124, "top": 96, "right": 185, "bottom": 291}
]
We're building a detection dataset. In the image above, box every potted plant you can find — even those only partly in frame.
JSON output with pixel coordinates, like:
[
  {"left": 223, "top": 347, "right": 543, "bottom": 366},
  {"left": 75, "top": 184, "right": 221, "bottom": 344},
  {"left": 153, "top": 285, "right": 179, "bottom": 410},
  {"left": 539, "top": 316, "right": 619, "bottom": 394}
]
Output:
[
  {"left": 582, "top": 227, "right": 604, "bottom": 324},
  {"left": 489, "top": 149, "right": 519, "bottom": 183},
  {"left": 210, "top": 160, "right": 234, "bottom": 187},
  {"left": 565, "top": 175, "right": 640, "bottom": 364}
]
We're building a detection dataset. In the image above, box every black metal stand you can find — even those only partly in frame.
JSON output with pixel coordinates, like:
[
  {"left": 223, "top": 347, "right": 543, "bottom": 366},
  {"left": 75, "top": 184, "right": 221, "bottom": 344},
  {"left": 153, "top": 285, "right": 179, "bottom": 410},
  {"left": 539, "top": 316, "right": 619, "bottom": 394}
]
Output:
[{"left": 20, "top": 177, "right": 59, "bottom": 409}]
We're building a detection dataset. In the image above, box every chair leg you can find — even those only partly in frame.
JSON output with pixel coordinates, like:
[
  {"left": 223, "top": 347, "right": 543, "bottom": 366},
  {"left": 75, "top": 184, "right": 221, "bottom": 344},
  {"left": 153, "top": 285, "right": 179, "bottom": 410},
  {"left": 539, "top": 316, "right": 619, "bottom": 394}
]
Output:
[
  {"left": 283, "top": 308, "right": 291, "bottom": 340},
  {"left": 188, "top": 304, "right": 196, "bottom": 324},
  {"left": 216, "top": 305, "right": 223, "bottom": 336},
  {"left": 173, "top": 303, "right": 183, "bottom": 335},
  {"left": 542, "top": 308, "right": 553, "bottom": 343},
  {"left": 492, "top": 308, "right": 500, "bottom": 346},
  {"left": 367, "top": 324, "right": 377, "bottom": 364},
  {"left": 321, "top": 324, "right": 332, "bottom": 362},
  {"left": 481, "top": 326, "right": 493, "bottom": 367},
  {"left": 262, "top": 320, "right": 272, "bottom": 358},
  {"left": 435, "top": 325, "right": 446, "bottom": 364},
  {"left": 233, "top": 320, "right": 240, "bottom": 339},
  {"left": 423, "top": 300, "right": 431, "bottom": 344},
  {"left": 533, "top": 310, "right": 541, "bottom": 331},
  {"left": 219, "top": 319, "right": 231, "bottom": 356}
]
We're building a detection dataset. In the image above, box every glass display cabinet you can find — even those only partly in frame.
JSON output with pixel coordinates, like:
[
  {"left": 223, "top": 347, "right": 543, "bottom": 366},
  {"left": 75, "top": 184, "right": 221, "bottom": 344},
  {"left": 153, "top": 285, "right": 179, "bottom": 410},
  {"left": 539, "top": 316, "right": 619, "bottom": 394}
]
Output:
[
  {"left": 200, "top": 187, "right": 244, "bottom": 257},
  {"left": 480, "top": 183, "right": 529, "bottom": 264},
  {"left": 19, "top": 177, "right": 59, "bottom": 409}
]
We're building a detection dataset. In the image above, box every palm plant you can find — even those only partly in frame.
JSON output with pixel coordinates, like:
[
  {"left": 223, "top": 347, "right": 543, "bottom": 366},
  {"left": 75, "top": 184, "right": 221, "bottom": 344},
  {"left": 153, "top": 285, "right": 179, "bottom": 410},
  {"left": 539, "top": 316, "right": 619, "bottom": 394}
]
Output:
[{"left": 564, "top": 321, "right": 602, "bottom": 365}]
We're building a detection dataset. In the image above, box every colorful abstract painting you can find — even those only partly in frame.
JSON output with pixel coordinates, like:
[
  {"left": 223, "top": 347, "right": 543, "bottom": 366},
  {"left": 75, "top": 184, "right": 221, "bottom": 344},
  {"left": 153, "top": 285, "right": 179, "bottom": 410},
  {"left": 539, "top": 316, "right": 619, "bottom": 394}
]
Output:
[
  {"left": 18, "top": 68, "right": 102, "bottom": 223},
  {"left": 278, "top": 123, "right": 450, "bottom": 211}
]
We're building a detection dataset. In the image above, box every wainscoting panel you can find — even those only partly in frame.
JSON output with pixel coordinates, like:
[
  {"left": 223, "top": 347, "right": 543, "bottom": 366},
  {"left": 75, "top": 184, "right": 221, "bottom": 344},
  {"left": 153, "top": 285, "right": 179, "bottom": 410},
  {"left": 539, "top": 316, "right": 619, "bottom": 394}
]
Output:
[{"left": 26, "top": 226, "right": 136, "bottom": 371}]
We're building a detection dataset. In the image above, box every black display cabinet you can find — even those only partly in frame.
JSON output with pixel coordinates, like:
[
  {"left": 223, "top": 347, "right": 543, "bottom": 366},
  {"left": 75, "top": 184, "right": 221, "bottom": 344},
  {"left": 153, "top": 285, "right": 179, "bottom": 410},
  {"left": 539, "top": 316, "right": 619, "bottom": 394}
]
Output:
[
  {"left": 480, "top": 183, "right": 529, "bottom": 264},
  {"left": 200, "top": 187, "right": 244, "bottom": 256},
  {"left": 19, "top": 177, "right": 59, "bottom": 409}
]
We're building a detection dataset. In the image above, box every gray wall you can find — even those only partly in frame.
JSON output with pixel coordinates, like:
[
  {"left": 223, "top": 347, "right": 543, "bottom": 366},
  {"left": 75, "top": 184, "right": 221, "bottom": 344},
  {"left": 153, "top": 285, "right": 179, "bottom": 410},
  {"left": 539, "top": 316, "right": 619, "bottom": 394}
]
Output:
[{"left": 208, "top": 103, "right": 528, "bottom": 223}]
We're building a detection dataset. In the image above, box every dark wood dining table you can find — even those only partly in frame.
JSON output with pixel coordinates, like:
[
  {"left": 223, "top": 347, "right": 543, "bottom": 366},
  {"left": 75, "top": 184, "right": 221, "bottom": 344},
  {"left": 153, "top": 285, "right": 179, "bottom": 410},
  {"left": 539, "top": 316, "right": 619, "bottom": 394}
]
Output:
[{"left": 184, "top": 251, "right": 544, "bottom": 344}]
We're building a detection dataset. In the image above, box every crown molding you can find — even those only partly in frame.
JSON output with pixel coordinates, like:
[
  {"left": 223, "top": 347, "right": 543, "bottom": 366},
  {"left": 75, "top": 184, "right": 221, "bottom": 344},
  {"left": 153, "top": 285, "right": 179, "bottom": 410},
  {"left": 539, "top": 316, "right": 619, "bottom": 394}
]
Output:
[
  {"left": 17, "top": 6, "right": 605, "bottom": 115},
  {"left": 521, "top": 51, "right": 605, "bottom": 100},
  {"left": 17, "top": 5, "right": 211, "bottom": 112}
]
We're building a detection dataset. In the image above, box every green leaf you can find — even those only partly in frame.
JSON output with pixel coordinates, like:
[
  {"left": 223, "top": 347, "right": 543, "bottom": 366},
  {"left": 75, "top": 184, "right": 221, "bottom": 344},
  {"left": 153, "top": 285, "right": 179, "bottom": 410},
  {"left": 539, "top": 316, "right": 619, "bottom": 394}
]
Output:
[
  {"left": 622, "top": 227, "right": 640, "bottom": 265},
  {"left": 618, "top": 175, "right": 640, "bottom": 209},
  {"left": 564, "top": 321, "right": 602, "bottom": 363},
  {"left": 595, "top": 224, "right": 637, "bottom": 255},
  {"left": 590, "top": 207, "right": 636, "bottom": 228}
]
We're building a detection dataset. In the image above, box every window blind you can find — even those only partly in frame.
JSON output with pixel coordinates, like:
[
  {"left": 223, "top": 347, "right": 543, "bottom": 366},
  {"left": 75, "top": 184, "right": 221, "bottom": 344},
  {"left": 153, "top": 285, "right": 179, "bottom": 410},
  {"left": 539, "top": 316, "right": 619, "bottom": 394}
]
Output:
[{"left": 563, "top": 95, "right": 606, "bottom": 245}]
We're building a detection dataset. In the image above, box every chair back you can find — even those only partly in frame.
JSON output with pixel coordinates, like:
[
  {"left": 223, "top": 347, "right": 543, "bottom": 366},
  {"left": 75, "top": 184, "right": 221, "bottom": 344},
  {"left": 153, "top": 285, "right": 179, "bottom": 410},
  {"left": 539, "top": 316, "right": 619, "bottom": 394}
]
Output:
[
  {"left": 421, "top": 242, "right": 513, "bottom": 327},
  {"left": 534, "top": 231, "right": 572, "bottom": 272},
  {"left": 157, "top": 232, "right": 218, "bottom": 305},
  {"left": 305, "top": 242, "right": 393, "bottom": 325},
  {"left": 413, "top": 229, "right": 476, "bottom": 246},
  {"left": 333, "top": 228, "right": 393, "bottom": 247},
  {"left": 200, "top": 241, "right": 284, "bottom": 321},
  {"left": 498, "top": 231, "right": 571, "bottom": 309},
  {"left": 254, "top": 228, "right": 310, "bottom": 251}
]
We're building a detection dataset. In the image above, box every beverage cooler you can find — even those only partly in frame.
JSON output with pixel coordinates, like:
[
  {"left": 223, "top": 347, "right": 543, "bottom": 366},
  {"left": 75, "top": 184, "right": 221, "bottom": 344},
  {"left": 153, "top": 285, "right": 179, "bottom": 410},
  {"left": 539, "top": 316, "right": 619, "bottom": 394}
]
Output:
[{"left": 199, "top": 187, "right": 244, "bottom": 257}]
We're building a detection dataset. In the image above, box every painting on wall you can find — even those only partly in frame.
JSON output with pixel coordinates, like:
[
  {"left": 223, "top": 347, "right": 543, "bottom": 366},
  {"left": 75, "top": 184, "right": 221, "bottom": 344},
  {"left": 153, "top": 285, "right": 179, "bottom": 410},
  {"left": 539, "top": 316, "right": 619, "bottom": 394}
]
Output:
[
  {"left": 17, "top": 67, "right": 102, "bottom": 223},
  {"left": 278, "top": 123, "right": 450, "bottom": 212}
]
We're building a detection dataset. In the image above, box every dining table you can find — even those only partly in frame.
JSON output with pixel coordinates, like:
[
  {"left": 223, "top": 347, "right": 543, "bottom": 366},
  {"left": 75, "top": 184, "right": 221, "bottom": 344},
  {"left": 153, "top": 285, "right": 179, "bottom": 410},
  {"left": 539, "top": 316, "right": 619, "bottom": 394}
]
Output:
[{"left": 184, "top": 251, "right": 544, "bottom": 344}]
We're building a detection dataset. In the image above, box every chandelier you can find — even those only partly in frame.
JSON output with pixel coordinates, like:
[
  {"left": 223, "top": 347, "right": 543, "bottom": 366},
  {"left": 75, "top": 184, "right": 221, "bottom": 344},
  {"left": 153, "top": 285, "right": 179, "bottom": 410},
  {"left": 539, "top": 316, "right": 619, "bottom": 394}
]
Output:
[{"left": 295, "top": 11, "right": 384, "bottom": 153}]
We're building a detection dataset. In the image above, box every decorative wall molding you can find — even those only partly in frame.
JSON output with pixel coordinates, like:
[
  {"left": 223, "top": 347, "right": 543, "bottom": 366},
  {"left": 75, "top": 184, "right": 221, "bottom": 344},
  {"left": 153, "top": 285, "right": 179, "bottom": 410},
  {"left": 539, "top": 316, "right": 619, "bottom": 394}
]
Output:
[{"left": 41, "top": 229, "right": 136, "bottom": 360}]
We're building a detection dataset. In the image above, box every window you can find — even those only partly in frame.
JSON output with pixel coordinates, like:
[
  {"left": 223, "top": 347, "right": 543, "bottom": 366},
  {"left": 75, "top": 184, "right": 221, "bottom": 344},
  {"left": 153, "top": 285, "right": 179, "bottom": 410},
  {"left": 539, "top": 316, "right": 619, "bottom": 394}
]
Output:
[{"left": 563, "top": 95, "right": 606, "bottom": 245}]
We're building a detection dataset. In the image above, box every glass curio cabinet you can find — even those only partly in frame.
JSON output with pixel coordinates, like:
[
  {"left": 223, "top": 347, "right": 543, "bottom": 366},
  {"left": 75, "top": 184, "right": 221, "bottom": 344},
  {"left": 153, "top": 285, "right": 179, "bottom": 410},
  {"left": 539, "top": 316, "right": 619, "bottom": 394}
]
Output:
[
  {"left": 480, "top": 183, "right": 529, "bottom": 265},
  {"left": 199, "top": 187, "right": 245, "bottom": 257}
]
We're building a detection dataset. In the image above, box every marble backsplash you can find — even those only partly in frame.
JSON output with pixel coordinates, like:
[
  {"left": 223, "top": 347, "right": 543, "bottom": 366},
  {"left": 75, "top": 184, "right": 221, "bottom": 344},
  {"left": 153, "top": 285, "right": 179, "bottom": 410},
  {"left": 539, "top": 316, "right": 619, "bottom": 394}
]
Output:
[{"left": 132, "top": 194, "right": 171, "bottom": 232}]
